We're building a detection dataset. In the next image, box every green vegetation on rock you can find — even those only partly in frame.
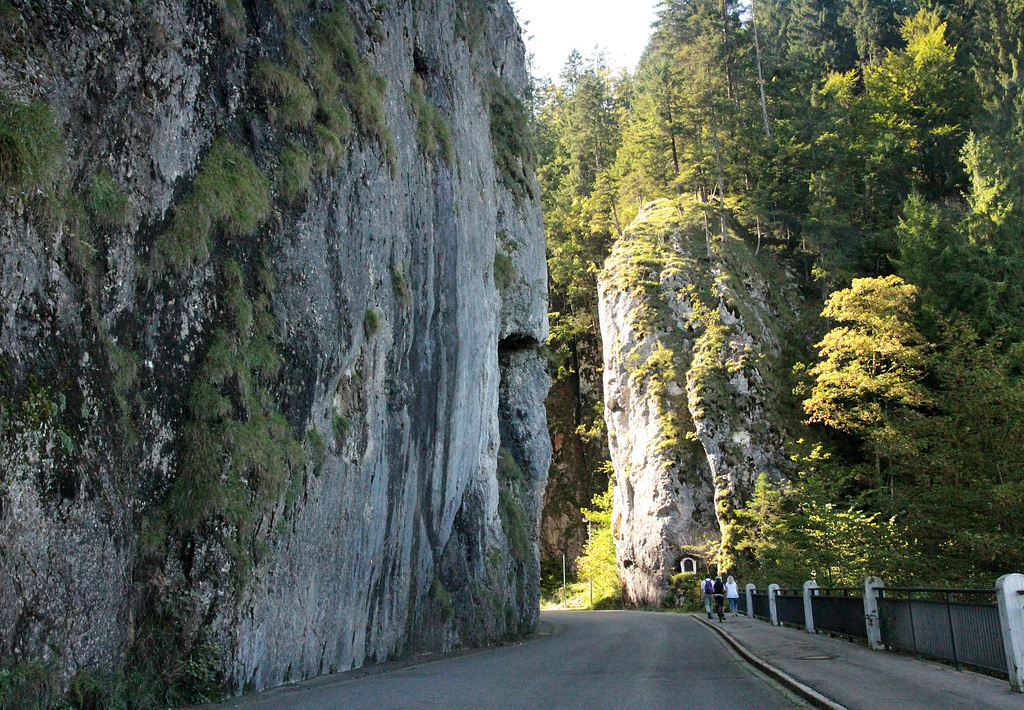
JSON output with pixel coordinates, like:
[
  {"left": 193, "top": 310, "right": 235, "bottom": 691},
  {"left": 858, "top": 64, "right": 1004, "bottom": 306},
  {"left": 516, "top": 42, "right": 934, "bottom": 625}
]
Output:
[
  {"left": 487, "top": 76, "right": 536, "bottom": 201},
  {"left": 0, "top": 92, "right": 64, "bottom": 200},
  {"left": 311, "top": 6, "right": 392, "bottom": 163},
  {"left": 363, "top": 307, "right": 381, "bottom": 337},
  {"left": 306, "top": 426, "right": 327, "bottom": 475},
  {"left": 536, "top": 0, "right": 1024, "bottom": 588},
  {"left": 493, "top": 252, "right": 515, "bottom": 289},
  {"left": 154, "top": 138, "right": 271, "bottom": 272},
  {"left": 278, "top": 140, "right": 312, "bottom": 203},
  {"left": 331, "top": 409, "right": 350, "bottom": 447},
  {"left": 256, "top": 61, "right": 317, "bottom": 129},
  {"left": 87, "top": 167, "right": 129, "bottom": 226},
  {"left": 215, "top": 0, "right": 246, "bottom": 44},
  {"left": 408, "top": 74, "right": 452, "bottom": 163},
  {"left": 392, "top": 265, "right": 411, "bottom": 304},
  {"left": 149, "top": 258, "right": 305, "bottom": 572},
  {"left": 497, "top": 447, "right": 530, "bottom": 561},
  {"left": 454, "top": 0, "right": 491, "bottom": 51}
]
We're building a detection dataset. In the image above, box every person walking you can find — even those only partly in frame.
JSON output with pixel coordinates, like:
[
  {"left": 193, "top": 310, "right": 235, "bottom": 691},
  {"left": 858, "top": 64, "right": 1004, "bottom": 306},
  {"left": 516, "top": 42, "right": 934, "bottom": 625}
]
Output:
[
  {"left": 712, "top": 576, "right": 726, "bottom": 622},
  {"left": 702, "top": 577, "right": 714, "bottom": 619},
  {"left": 726, "top": 575, "right": 740, "bottom": 616}
]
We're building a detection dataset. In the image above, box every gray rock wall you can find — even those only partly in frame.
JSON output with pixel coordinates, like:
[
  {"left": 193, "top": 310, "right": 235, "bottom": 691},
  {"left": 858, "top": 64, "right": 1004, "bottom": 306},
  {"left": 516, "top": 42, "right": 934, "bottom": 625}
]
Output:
[
  {"left": 0, "top": 0, "right": 548, "bottom": 698},
  {"left": 598, "top": 200, "right": 794, "bottom": 607}
]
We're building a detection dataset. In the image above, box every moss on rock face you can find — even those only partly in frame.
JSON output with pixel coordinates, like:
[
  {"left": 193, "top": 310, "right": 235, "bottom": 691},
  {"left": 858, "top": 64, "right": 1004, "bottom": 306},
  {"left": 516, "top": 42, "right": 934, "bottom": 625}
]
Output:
[
  {"left": 493, "top": 251, "right": 515, "bottom": 289},
  {"left": 215, "top": 0, "right": 246, "bottom": 44},
  {"left": 455, "top": 0, "right": 492, "bottom": 51},
  {"left": 278, "top": 140, "right": 312, "bottom": 204},
  {"left": 497, "top": 447, "right": 530, "bottom": 563}
]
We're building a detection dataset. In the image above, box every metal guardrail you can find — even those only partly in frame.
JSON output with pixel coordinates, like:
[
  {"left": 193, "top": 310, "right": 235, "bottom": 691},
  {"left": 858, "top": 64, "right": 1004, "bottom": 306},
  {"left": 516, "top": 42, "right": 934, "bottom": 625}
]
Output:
[
  {"left": 732, "top": 575, "right": 1024, "bottom": 693},
  {"left": 878, "top": 588, "right": 1006, "bottom": 675},
  {"left": 751, "top": 591, "right": 770, "bottom": 621},
  {"left": 774, "top": 588, "right": 804, "bottom": 627},
  {"left": 811, "top": 587, "right": 867, "bottom": 640}
]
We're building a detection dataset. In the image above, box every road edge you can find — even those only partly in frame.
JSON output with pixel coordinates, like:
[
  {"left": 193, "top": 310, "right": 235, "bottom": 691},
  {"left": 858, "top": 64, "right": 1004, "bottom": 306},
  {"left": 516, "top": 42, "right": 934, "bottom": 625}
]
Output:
[{"left": 692, "top": 616, "right": 850, "bottom": 710}]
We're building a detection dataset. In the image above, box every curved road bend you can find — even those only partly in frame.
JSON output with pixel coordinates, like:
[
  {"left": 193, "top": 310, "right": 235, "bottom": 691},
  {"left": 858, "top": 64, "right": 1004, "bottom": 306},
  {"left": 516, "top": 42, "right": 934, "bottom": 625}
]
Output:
[{"left": 216, "top": 611, "right": 808, "bottom": 710}]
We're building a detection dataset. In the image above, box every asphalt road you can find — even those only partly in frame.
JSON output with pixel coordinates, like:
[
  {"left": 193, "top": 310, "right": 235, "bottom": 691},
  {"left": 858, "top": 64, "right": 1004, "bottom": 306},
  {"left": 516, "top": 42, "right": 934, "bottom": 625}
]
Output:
[{"left": 216, "top": 611, "right": 808, "bottom": 710}]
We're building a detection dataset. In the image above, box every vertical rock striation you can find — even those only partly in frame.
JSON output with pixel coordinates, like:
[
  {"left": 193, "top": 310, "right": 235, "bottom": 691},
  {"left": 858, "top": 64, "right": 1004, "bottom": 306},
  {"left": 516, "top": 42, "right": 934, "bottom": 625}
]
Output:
[
  {"left": 598, "top": 200, "right": 797, "bottom": 607},
  {"left": 0, "top": 0, "right": 549, "bottom": 698}
]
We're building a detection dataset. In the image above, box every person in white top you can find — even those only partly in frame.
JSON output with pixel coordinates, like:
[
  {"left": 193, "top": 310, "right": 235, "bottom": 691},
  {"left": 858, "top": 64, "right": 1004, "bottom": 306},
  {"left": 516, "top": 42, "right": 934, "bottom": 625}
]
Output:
[{"left": 725, "top": 575, "right": 740, "bottom": 616}]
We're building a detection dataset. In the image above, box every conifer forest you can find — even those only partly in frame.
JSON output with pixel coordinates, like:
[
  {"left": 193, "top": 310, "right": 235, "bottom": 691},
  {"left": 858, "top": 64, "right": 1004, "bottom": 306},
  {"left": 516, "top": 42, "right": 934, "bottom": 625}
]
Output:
[{"left": 539, "top": 0, "right": 1024, "bottom": 598}]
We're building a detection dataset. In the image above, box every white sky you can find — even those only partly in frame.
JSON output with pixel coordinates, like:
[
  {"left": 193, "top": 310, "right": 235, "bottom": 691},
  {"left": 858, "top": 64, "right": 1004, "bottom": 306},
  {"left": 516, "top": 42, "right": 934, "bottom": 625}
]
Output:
[{"left": 511, "top": 0, "right": 660, "bottom": 83}]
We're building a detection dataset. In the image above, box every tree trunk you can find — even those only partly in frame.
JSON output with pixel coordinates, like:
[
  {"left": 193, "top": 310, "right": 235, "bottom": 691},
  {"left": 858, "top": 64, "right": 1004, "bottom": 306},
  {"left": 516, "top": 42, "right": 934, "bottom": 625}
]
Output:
[{"left": 752, "top": 0, "right": 772, "bottom": 140}]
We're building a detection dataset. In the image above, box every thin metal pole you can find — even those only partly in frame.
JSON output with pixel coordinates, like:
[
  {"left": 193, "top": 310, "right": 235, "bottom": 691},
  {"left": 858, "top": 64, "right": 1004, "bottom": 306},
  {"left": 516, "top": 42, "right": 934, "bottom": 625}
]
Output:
[
  {"left": 909, "top": 591, "right": 918, "bottom": 655},
  {"left": 562, "top": 554, "right": 566, "bottom": 608},
  {"left": 588, "top": 520, "right": 593, "bottom": 608},
  {"left": 946, "top": 592, "right": 962, "bottom": 670}
]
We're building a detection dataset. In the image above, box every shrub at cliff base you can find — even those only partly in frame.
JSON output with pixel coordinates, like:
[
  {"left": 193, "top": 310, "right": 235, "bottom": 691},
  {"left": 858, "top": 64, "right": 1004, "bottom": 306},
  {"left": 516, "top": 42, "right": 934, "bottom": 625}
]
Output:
[{"left": 568, "top": 479, "right": 621, "bottom": 609}]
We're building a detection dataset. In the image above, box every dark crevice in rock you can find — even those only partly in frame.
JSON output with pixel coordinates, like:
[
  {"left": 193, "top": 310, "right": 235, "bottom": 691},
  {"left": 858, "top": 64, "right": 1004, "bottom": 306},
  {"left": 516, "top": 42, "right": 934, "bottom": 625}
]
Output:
[{"left": 498, "top": 333, "right": 539, "bottom": 353}]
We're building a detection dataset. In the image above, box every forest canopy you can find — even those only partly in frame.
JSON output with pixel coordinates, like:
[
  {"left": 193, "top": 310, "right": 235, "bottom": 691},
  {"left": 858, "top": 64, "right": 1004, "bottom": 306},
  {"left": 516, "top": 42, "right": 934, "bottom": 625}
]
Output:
[{"left": 538, "top": 0, "right": 1024, "bottom": 588}]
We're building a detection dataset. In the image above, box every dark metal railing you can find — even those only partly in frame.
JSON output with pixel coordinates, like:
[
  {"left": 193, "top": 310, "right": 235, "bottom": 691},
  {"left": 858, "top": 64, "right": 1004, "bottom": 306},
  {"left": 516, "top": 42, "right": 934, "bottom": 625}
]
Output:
[
  {"left": 810, "top": 587, "right": 867, "bottom": 640},
  {"left": 737, "top": 591, "right": 748, "bottom": 615},
  {"left": 877, "top": 587, "right": 1006, "bottom": 675},
  {"left": 774, "top": 588, "right": 804, "bottom": 627},
  {"left": 751, "top": 591, "right": 770, "bottom": 621}
]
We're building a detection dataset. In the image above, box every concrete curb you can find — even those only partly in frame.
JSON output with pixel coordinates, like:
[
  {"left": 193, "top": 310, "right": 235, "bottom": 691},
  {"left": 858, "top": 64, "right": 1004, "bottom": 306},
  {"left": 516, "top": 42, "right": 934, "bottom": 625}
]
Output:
[{"left": 693, "top": 616, "right": 850, "bottom": 710}]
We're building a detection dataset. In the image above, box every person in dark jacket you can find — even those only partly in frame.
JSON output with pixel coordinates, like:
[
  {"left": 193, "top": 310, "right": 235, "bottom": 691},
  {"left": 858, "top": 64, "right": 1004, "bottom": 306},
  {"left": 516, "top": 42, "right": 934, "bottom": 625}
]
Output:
[{"left": 712, "top": 576, "right": 726, "bottom": 621}]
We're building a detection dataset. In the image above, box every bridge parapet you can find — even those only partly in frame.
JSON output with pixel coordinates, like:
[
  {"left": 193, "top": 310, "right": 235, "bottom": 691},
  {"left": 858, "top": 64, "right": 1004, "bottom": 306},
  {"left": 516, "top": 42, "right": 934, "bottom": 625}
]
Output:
[
  {"left": 996, "top": 573, "right": 1024, "bottom": 692},
  {"left": 732, "top": 574, "right": 1024, "bottom": 693}
]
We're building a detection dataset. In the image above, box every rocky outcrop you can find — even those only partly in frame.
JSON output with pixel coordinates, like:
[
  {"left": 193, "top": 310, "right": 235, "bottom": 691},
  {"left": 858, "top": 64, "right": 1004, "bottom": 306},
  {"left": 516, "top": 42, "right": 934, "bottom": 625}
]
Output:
[
  {"left": 598, "top": 200, "right": 797, "bottom": 607},
  {"left": 0, "top": 0, "right": 548, "bottom": 699},
  {"left": 539, "top": 340, "right": 608, "bottom": 574}
]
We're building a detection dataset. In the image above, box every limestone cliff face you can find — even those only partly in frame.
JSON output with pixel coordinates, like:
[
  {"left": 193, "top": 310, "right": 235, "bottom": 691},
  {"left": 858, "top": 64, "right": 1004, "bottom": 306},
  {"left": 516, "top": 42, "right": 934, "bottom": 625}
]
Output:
[
  {"left": 598, "top": 200, "right": 796, "bottom": 607},
  {"left": 0, "top": 0, "right": 548, "bottom": 698}
]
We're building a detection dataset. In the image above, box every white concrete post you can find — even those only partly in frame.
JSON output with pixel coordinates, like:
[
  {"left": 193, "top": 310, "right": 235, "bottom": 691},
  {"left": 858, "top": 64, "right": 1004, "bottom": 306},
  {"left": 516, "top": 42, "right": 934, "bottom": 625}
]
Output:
[
  {"left": 768, "top": 583, "right": 780, "bottom": 626},
  {"left": 996, "top": 573, "right": 1024, "bottom": 692},
  {"left": 745, "top": 583, "right": 756, "bottom": 619},
  {"left": 864, "top": 577, "right": 885, "bottom": 651},
  {"left": 803, "top": 580, "right": 818, "bottom": 633}
]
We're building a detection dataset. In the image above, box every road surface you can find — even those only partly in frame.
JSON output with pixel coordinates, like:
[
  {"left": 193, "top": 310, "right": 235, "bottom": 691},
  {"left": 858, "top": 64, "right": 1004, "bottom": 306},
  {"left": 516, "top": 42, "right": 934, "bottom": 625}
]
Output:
[{"left": 215, "top": 611, "right": 808, "bottom": 709}]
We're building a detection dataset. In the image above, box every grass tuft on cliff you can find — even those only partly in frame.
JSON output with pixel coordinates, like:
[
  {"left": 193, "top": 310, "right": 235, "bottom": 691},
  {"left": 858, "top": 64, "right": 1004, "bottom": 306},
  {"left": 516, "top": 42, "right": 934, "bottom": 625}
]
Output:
[
  {"left": 311, "top": 6, "right": 393, "bottom": 164},
  {"left": 256, "top": 61, "right": 317, "bottom": 128},
  {"left": 493, "top": 252, "right": 515, "bottom": 289},
  {"left": 0, "top": 2, "right": 28, "bottom": 61},
  {"left": 279, "top": 140, "right": 312, "bottom": 203},
  {"left": 392, "top": 264, "right": 411, "bottom": 304},
  {"left": 455, "top": 0, "right": 492, "bottom": 51},
  {"left": 486, "top": 76, "right": 536, "bottom": 202},
  {"left": 153, "top": 258, "right": 304, "bottom": 560},
  {"left": 408, "top": 74, "right": 453, "bottom": 164},
  {"left": 271, "top": 0, "right": 310, "bottom": 20},
  {"left": 215, "top": 0, "right": 246, "bottom": 44},
  {"left": 154, "top": 138, "right": 271, "bottom": 272},
  {"left": 363, "top": 307, "right": 381, "bottom": 337},
  {"left": 497, "top": 447, "right": 530, "bottom": 560},
  {"left": 0, "top": 92, "right": 65, "bottom": 200},
  {"left": 87, "top": 167, "right": 129, "bottom": 226}
]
